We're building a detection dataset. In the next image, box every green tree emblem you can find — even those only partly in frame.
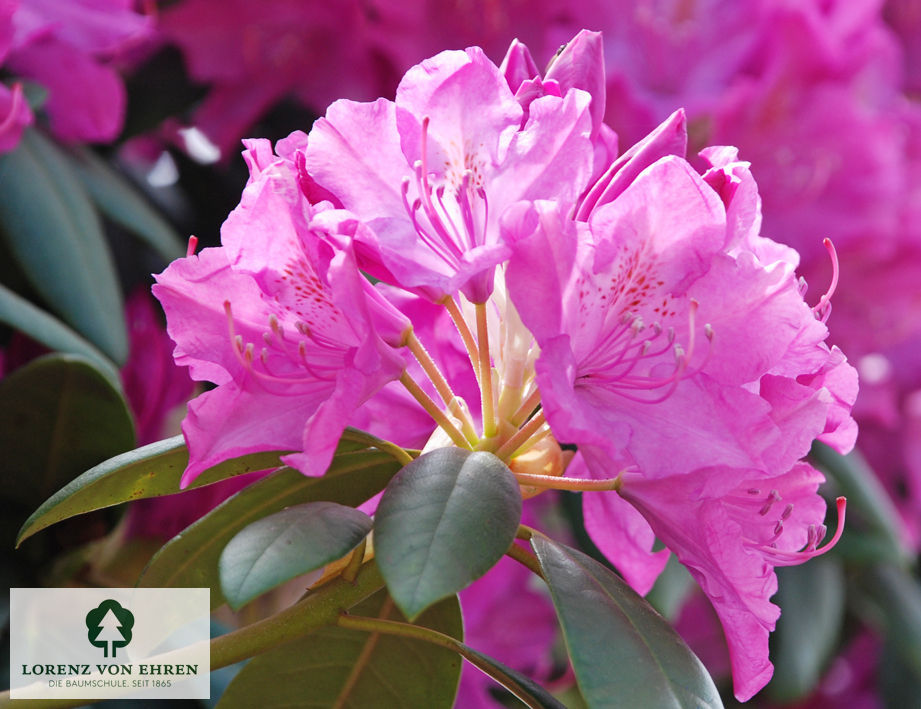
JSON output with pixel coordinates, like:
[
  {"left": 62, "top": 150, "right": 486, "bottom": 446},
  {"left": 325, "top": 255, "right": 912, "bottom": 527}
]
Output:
[{"left": 86, "top": 599, "right": 134, "bottom": 658}]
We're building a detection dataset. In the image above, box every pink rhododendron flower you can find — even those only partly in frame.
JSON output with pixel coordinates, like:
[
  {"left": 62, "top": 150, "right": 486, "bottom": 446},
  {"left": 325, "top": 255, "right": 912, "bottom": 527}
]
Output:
[
  {"left": 154, "top": 138, "right": 409, "bottom": 486},
  {"left": 158, "top": 34, "right": 856, "bottom": 703},
  {"left": 501, "top": 122, "right": 854, "bottom": 699},
  {"left": 306, "top": 45, "right": 595, "bottom": 303},
  {"left": 4, "top": 0, "right": 152, "bottom": 144}
]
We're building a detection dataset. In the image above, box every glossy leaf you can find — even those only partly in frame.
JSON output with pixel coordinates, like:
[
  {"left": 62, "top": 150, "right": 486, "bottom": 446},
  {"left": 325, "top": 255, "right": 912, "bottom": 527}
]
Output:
[
  {"left": 531, "top": 535, "right": 723, "bottom": 709},
  {"left": 0, "top": 130, "right": 127, "bottom": 361},
  {"left": 17, "top": 437, "right": 288, "bottom": 546},
  {"left": 768, "top": 558, "right": 845, "bottom": 702},
  {"left": 72, "top": 147, "right": 185, "bottom": 262},
  {"left": 220, "top": 502, "right": 373, "bottom": 610},
  {"left": 139, "top": 451, "right": 402, "bottom": 608},
  {"left": 0, "top": 354, "right": 135, "bottom": 509},
  {"left": 0, "top": 281, "right": 118, "bottom": 383},
  {"left": 216, "top": 590, "right": 462, "bottom": 708},
  {"left": 374, "top": 447, "right": 522, "bottom": 620}
]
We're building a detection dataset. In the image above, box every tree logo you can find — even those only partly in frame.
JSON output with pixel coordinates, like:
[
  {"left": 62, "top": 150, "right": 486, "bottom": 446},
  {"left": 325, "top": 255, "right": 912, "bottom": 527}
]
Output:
[{"left": 85, "top": 599, "right": 134, "bottom": 658}]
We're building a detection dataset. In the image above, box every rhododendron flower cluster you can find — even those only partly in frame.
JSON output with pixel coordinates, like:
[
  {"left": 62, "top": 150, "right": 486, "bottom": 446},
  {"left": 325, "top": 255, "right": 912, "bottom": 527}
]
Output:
[
  {"left": 155, "top": 32, "right": 856, "bottom": 702},
  {"left": 0, "top": 0, "right": 151, "bottom": 152}
]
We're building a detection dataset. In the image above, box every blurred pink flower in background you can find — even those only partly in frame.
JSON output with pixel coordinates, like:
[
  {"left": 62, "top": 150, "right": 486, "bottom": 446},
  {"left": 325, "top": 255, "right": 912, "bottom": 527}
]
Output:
[{"left": 1, "top": 0, "right": 152, "bottom": 149}]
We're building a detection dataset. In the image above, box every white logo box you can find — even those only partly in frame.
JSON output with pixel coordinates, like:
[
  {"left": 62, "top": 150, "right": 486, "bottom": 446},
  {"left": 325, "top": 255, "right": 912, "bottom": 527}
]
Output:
[{"left": 10, "top": 587, "right": 210, "bottom": 700}]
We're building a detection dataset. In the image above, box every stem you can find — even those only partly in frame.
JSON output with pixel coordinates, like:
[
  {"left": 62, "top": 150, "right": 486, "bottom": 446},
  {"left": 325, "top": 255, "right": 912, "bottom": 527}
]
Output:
[
  {"left": 399, "top": 372, "right": 472, "bottom": 449},
  {"left": 476, "top": 303, "right": 497, "bottom": 438},
  {"left": 444, "top": 296, "right": 481, "bottom": 385},
  {"left": 516, "top": 524, "right": 536, "bottom": 541},
  {"left": 512, "top": 471, "right": 624, "bottom": 492},
  {"left": 336, "top": 614, "right": 549, "bottom": 709},
  {"left": 339, "top": 428, "right": 415, "bottom": 466},
  {"left": 407, "top": 331, "right": 478, "bottom": 444},
  {"left": 494, "top": 411, "right": 547, "bottom": 461},
  {"left": 506, "top": 542, "right": 545, "bottom": 580},
  {"left": 406, "top": 332, "right": 455, "bottom": 408},
  {"left": 509, "top": 387, "right": 542, "bottom": 428},
  {"left": 341, "top": 537, "right": 368, "bottom": 583},
  {"left": 332, "top": 597, "right": 394, "bottom": 709},
  {"left": 211, "top": 561, "right": 385, "bottom": 670}
]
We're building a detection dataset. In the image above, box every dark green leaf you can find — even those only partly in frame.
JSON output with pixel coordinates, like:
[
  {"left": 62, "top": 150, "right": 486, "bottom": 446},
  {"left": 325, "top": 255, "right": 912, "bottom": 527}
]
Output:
[
  {"left": 220, "top": 502, "right": 373, "bottom": 610},
  {"left": 0, "top": 281, "right": 118, "bottom": 382},
  {"left": 811, "top": 442, "right": 909, "bottom": 564},
  {"left": 17, "top": 437, "right": 288, "bottom": 546},
  {"left": 72, "top": 147, "right": 185, "bottom": 262},
  {"left": 374, "top": 447, "right": 522, "bottom": 620},
  {"left": 0, "top": 354, "right": 135, "bottom": 509},
  {"left": 216, "top": 590, "right": 462, "bottom": 709},
  {"left": 854, "top": 564, "right": 921, "bottom": 681},
  {"left": 139, "top": 451, "right": 402, "bottom": 608},
  {"left": 0, "top": 130, "right": 127, "bottom": 361},
  {"left": 531, "top": 535, "right": 723, "bottom": 709},
  {"left": 768, "top": 558, "right": 845, "bottom": 702},
  {"left": 16, "top": 428, "right": 395, "bottom": 545}
]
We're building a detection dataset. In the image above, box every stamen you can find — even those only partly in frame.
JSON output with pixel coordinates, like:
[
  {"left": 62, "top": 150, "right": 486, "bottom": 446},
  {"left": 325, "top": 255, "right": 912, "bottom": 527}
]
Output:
[
  {"left": 186, "top": 235, "right": 199, "bottom": 257},
  {"left": 755, "top": 497, "right": 846, "bottom": 563},
  {"left": 811, "top": 239, "right": 839, "bottom": 323}
]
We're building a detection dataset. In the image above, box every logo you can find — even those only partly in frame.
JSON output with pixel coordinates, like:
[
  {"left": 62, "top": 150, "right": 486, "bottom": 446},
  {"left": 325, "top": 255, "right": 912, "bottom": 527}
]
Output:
[
  {"left": 85, "top": 599, "right": 135, "bottom": 658},
  {"left": 11, "top": 588, "right": 210, "bottom": 700}
]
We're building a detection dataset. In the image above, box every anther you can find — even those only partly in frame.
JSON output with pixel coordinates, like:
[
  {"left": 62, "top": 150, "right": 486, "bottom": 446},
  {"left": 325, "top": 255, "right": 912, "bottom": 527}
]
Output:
[
  {"left": 759, "top": 490, "right": 780, "bottom": 516},
  {"left": 781, "top": 503, "right": 794, "bottom": 520}
]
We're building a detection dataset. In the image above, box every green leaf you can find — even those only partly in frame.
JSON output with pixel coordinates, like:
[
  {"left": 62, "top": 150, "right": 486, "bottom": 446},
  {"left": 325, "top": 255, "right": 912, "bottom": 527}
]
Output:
[
  {"left": 216, "top": 589, "right": 463, "bottom": 708},
  {"left": 854, "top": 564, "right": 921, "bottom": 681},
  {"left": 768, "top": 558, "right": 845, "bottom": 702},
  {"left": 71, "top": 147, "right": 185, "bottom": 262},
  {"left": 17, "top": 437, "right": 288, "bottom": 546},
  {"left": 0, "top": 354, "right": 135, "bottom": 509},
  {"left": 139, "top": 451, "right": 402, "bottom": 608},
  {"left": 0, "top": 130, "right": 127, "bottom": 362},
  {"left": 374, "top": 447, "right": 522, "bottom": 620},
  {"left": 220, "top": 502, "right": 373, "bottom": 610},
  {"left": 531, "top": 535, "right": 723, "bottom": 709},
  {"left": 811, "top": 442, "right": 909, "bottom": 564},
  {"left": 0, "top": 281, "right": 119, "bottom": 383}
]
